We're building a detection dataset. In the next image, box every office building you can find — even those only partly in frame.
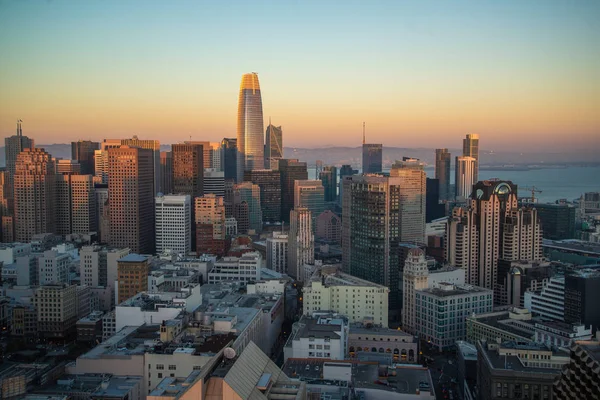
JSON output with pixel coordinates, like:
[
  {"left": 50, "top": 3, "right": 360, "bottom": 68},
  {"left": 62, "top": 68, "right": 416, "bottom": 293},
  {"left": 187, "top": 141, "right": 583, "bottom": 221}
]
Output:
[
  {"left": 478, "top": 340, "right": 569, "bottom": 400},
  {"left": 71, "top": 140, "right": 100, "bottom": 175},
  {"left": 524, "top": 276, "right": 565, "bottom": 321},
  {"left": 209, "top": 141, "right": 222, "bottom": 170},
  {"left": 172, "top": 143, "right": 204, "bottom": 198},
  {"left": 195, "top": 194, "right": 227, "bottom": 256},
  {"left": 159, "top": 150, "right": 173, "bottom": 195},
  {"left": 236, "top": 72, "right": 264, "bottom": 181},
  {"left": 221, "top": 138, "right": 237, "bottom": 182},
  {"left": 462, "top": 133, "right": 479, "bottom": 182},
  {"left": 319, "top": 165, "right": 338, "bottom": 203},
  {"left": 390, "top": 158, "right": 426, "bottom": 244},
  {"left": 116, "top": 254, "right": 149, "bottom": 304},
  {"left": 55, "top": 174, "right": 96, "bottom": 235},
  {"left": 155, "top": 195, "right": 191, "bottom": 255},
  {"left": 283, "top": 315, "right": 348, "bottom": 361},
  {"left": 265, "top": 121, "right": 283, "bottom": 170},
  {"left": 446, "top": 180, "right": 543, "bottom": 290},
  {"left": 244, "top": 169, "right": 281, "bottom": 223},
  {"left": 38, "top": 249, "right": 70, "bottom": 285},
  {"left": 56, "top": 158, "right": 82, "bottom": 174},
  {"left": 208, "top": 252, "right": 262, "bottom": 283},
  {"left": 294, "top": 180, "right": 325, "bottom": 229},
  {"left": 495, "top": 260, "right": 553, "bottom": 307},
  {"left": 435, "top": 148, "right": 451, "bottom": 200},
  {"left": 348, "top": 324, "right": 418, "bottom": 362},
  {"left": 416, "top": 284, "right": 493, "bottom": 350},
  {"left": 4, "top": 120, "right": 35, "bottom": 177},
  {"left": 94, "top": 149, "right": 109, "bottom": 184},
  {"left": 553, "top": 341, "right": 600, "bottom": 400},
  {"left": 338, "top": 164, "right": 357, "bottom": 207},
  {"left": 32, "top": 283, "right": 78, "bottom": 339},
  {"left": 279, "top": 159, "right": 308, "bottom": 223},
  {"left": 233, "top": 181, "right": 262, "bottom": 233},
  {"left": 108, "top": 146, "right": 155, "bottom": 254},
  {"left": 94, "top": 183, "right": 109, "bottom": 243},
  {"left": 0, "top": 170, "right": 12, "bottom": 242},
  {"left": 266, "top": 232, "right": 288, "bottom": 274},
  {"left": 14, "top": 148, "right": 56, "bottom": 242},
  {"left": 315, "top": 210, "right": 342, "bottom": 244},
  {"left": 203, "top": 168, "right": 225, "bottom": 197},
  {"left": 304, "top": 265, "right": 389, "bottom": 327},
  {"left": 426, "top": 177, "right": 445, "bottom": 222},
  {"left": 401, "top": 249, "right": 429, "bottom": 334},
  {"left": 288, "top": 208, "right": 314, "bottom": 281},
  {"left": 455, "top": 155, "right": 476, "bottom": 199},
  {"left": 535, "top": 203, "right": 576, "bottom": 240},
  {"left": 362, "top": 126, "right": 383, "bottom": 174},
  {"left": 466, "top": 308, "right": 536, "bottom": 344},
  {"left": 564, "top": 269, "right": 600, "bottom": 329}
]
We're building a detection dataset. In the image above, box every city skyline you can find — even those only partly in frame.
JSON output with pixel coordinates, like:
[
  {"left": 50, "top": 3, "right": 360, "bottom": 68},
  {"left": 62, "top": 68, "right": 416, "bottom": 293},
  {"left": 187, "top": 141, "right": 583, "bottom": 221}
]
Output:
[{"left": 0, "top": 1, "right": 598, "bottom": 152}]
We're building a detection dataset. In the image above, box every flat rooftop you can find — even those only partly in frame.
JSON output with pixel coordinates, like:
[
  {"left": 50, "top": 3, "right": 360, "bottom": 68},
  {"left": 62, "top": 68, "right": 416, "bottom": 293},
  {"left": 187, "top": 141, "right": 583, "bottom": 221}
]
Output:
[
  {"left": 354, "top": 363, "right": 434, "bottom": 395},
  {"left": 349, "top": 325, "right": 417, "bottom": 340},
  {"left": 309, "top": 267, "right": 388, "bottom": 289},
  {"left": 542, "top": 239, "right": 600, "bottom": 256},
  {"left": 480, "top": 341, "right": 567, "bottom": 374},
  {"left": 118, "top": 253, "right": 148, "bottom": 263},
  {"left": 420, "top": 284, "right": 491, "bottom": 297},
  {"left": 469, "top": 312, "right": 535, "bottom": 340},
  {"left": 33, "top": 374, "right": 141, "bottom": 398},
  {"left": 79, "top": 325, "right": 159, "bottom": 359},
  {"left": 148, "top": 371, "right": 201, "bottom": 397}
]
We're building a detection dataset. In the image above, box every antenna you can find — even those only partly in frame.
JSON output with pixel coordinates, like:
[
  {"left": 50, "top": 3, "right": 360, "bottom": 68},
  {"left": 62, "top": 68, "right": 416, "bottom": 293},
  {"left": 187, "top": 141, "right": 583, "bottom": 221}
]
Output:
[{"left": 362, "top": 122, "right": 366, "bottom": 145}]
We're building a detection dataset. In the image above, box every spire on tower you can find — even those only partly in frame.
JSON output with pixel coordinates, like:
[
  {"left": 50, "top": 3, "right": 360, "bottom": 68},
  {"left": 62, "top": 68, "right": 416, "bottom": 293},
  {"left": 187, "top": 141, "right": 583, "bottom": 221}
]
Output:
[{"left": 362, "top": 122, "right": 365, "bottom": 145}]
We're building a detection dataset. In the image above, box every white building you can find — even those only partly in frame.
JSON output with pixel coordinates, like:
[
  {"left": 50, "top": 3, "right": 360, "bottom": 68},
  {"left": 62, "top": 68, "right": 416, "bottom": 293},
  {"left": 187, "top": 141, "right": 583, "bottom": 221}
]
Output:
[
  {"left": 534, "top": 321, "right": 593, "bottom": 348},
  {"left": 94, "top": 149, "right": 109, "bottom": 184},
  {"left": 80, "top": 246, "right": 130, "bottom": 307},
  {"left": 266, "top": 232, "right": 288, "bottom": 274},
  {"left": 209, "top": 142, "right": 221, "bottom": 171},
  {"left": 247, "top": 279, "right": 288, "bottom": 295},
  {"left": 455, "top": 156, "right": 476, "bottom": 199},
  {"left": 303, "top": 265, "right": 389, "bottom": 327},
  {"left": 284, "top": 315, "right": 348, "bottom": 361},
  {"left": 208, "top": 252, "right": 262, "bottom": 284},
  {"left": 0, "top": 242, "right": 31, "bottom": 265},
  {"left": 225, "top": 217, "right": 237, "bottom": 237},
  {"left": 203, "top": 168, "right": 225, "bottom": 197},
  {"left": 155, "top": 195, "right": 191, "bottom": 255},
  {"left": 38, "top": 249, "right": 70, "bottom": 285},
  {"left": 402, "top": 249, "right": 429, "bottom": 334},
  {"left": 524, "top": 276, "right": 565, "bottom": 321},
  {"left": 115, "top": 293, "right": 185, "bottom": 333},
  {"left": 288, "top": 208, "right": 314, "bottom": 281}
]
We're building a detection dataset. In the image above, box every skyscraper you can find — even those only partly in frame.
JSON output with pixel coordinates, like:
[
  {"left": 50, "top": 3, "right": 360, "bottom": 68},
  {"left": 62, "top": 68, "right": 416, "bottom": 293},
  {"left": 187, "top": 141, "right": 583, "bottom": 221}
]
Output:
[
  {"left": 338, "top": 164, "right": 358, "bottom": 206},
  {"left": 237, "top": 73, "right": 264, "bottom": 182},
  {"left": 155, "top": 194, "right": 191, "bottom": 255},
  {"left": 445, "top": 180, "right": 543, "bottom": 290},
  {"left": 233, "top": 181, "right": 262, "bottom": 233},
  {"left": 462, "top": 133, "right": 479, "bottom": 182},
  {"left": 204, "top": 169, "right": 225, "bottom": 197},
  {"left": 244, "top": 169, "right": 281, "bottom": 223},
  {"left": 71, "top": 140, "right": 100, "bottom": 175},
  {"left": 390, "top": 158, "right": 426, "bottom": 245},
  {"left": 172, "top": 143, "right": 204, "bottom": 198},
  {"left": 4, "top": 120, "right": 34, "bottom": 215},
  {"left": 94, "top": 183, "right": 109, "bottom": 244},
  {"left": 195, "top": 194, "right": 227, "bottom": 256},
  {"left": 159, "top": 151, "right": 173, "bottom": 195},
  {"left": 14, "top": 148, "right": 56, "bottom": 242},
  {"left": 267, "top": 232, "right": 288, "bottom": 274},
  {"left": 265, "top": 121, "right": 283, "bottom": 170},
  {"left": 401, "top": 248, "right": 428, "bottom": 335},
  {"left": 0, "top": 170, "right": 12, "bottom": 242},
  {"left": 94, "top": 149, "right": 109, "bottom": 184},
  {"left": 108, "top": 146, "right": 155, "bottom": 254},
  {"left": 288, "top": 208, "right": 314, "bottom": 281},
  {"left": 221, "top": 138, "right": 237, "bottom": 182},
  {"left": 105, "top": 136, "right": 161, "bottom": 195},
  {"left": 455, "top": 156, "right": 476, "bottom": 199},
  {"left": 185, "top": 141, "right": 212, "bottom": 169},
  {"left": 319, "top": 166, "right": 338, "bottom": 203},
  {"left": 294, "top": 180, "right": 325, "bottom": 230},
  {"left": 209, "top": 142, "right": 222, "bottom": 171},
  {"left": 362, "top": 144, "right": 383, "bottom": 174},
  {"left": 435, "top": 148, "right": 451, "bottom": 200},
  {"left": 279, "top": 159, "right": 308, "bottom": 223},
  {"left": 55, "top": 172, "right": 96, "bottom": 236}
]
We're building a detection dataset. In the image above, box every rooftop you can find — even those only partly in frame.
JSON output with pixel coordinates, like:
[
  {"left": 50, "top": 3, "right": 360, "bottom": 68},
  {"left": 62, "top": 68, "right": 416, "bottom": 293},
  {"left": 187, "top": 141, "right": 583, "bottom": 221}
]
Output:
[
  {"left": 308, "top": 265, "right": 389, "bottom": 290},
  {"left": 542, "top": 239, "right": 600, "bottom": 256},
  {"left": 479, "top": 340, "right": 568, "bottom": 375},
  {"left": 468, "top": 310, "right": 535, "bottom": 340},
  {"left": 349, "top": 325, "right": 417, "bottom": 340},
  {"left": 118, "top": 253, "right": 148, "bottom": 263},
  {"left": 33, "top": 374, "right": 142, "bottom": 398},
  {"left": 79, "top": 325, "right": 159, "bottom": 359},
  {"left": 148, "top": 371, "right": 201, "bottom": 397},
  {"left": 419, "top": 283, "right": 492, "bottom": 297},
  {"left": 77, "top": 310, "right": 105, "bottom": 323}
]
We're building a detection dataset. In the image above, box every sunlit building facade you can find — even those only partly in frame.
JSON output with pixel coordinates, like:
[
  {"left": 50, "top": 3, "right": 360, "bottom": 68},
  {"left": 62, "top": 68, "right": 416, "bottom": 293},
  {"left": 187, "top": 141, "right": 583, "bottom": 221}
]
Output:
[{"left": 237, "top": 73, "right": 264, "bottom": 182}]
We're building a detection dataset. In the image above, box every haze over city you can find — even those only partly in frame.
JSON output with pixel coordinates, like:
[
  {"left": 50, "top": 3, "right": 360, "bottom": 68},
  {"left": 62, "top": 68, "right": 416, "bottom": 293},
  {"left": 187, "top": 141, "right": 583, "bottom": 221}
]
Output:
[{"left": 1, "top": 0, "right": 599, "bottom": 151}]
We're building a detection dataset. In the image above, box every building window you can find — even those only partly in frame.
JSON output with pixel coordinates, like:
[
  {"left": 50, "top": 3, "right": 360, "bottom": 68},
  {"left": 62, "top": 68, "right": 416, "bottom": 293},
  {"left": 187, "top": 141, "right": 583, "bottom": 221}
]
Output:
[
  {"left": 169, "top": 365, "right": 176, "bottom": 370},
  {"left": 156, "top": 364, "right": 164, "bottom": 370}
]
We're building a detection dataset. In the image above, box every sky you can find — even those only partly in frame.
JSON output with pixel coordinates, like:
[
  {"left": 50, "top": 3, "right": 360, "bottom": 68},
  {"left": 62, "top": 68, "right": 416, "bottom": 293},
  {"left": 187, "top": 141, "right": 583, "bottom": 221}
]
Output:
[{"left": 0, "top": 0, "right": 599, "bottom": 151}]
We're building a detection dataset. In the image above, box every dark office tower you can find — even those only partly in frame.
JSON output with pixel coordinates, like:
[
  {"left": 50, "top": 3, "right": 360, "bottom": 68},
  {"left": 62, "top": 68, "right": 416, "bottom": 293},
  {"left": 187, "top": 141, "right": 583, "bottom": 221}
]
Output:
[
  {"left": 338, "top": 164, "right": 358, "bottom": 206},
  {"left": 172, "top": 143, "right": 204, "bottom": 198},
  {"left": 0, "top": 170, "right": 12, "bottom": 242},
  {"left": 224, "top": 180, "right": 235, "bottom": 218},
  {"left": 279, "top": 159, "right": 308, "bottom": 223},
  {"left": 362, "top": 144, "right": 383, "bottom": 174},
  {"left": 426, "top": 178, "right": 445, "bottom": 222},
  {"left": 185, "top": 141, "right": 211, "bottom": 169},
  {"left": 244, "top": 169, "right": 281, "bottom": 223},
  {"left": 319, "top": 166, "right": 338, "bottom": 203},
  {"left": 237, "top": 73, "right": 264, "bottom": 182},
  {"left": 4, "top": 120, "right": 35, "bottom": 215},
  {"left": 435, "top": 148, "right": 451, "bottom": 201},
  {"left": 221, "top": 138, "right": 238, "bottom": 182},
  {"left": 342, "top": 174, "right": 402, "bottom": 317},
  {"left": 564, "top": 270, "right": 600, "bottom": 329},
  {"left": 462, "top": 133, "right": 479, "bottom": 182},
  {"left": 14, "top": 148, "right": 56, "bottom": 242},
  {"left": 265, "top": 121, "right": 283, "bottom": 170},
  {"left": 160, "top": 151, "right": 173, "bottom": 195},
  {"left": 108, "top": 146, "right": 155, "bottom": 254},
  {"left": 534, "top": 203, "right": 576, "bottom": 240},
  {"left": 55, "top": 161, "right": 96, "bottom": 236},
  {"left": 71, "top": 140, "right": 100, "bottom": 175}
]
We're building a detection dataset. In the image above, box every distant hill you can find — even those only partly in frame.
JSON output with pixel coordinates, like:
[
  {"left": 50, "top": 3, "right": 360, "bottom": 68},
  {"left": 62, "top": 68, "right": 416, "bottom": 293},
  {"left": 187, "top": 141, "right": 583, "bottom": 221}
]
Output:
[{"left": 0, "top": 144, "right": 598, "bottom": 169}]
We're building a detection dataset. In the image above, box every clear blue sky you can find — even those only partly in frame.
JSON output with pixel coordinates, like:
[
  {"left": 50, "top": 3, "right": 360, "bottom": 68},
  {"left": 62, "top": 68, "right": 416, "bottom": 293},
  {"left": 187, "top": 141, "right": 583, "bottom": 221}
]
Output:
[{"left": 1, "top": 0, "right": 598, "bottom": 151}]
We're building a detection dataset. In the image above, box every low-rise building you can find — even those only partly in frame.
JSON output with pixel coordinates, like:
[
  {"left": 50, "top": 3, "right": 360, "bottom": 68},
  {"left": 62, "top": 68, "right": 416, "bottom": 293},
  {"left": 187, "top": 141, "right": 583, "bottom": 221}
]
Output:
[
  {"left": 29, "top": 374, "right": 143, "bottom": 400},
  {"left": 207, "top": 251, "right": 262, "bottom": 284},
  {"left": 32, "top": 283, "right": 78, "bottom": 339},
  {"left": 284, "top": 315, "right": 348, "bottom": 361},
  {"left": 11, "top": 304, "right": 37, "bottom": 337},
  {"left": 115, "top": 293, "right": 185, "bottom": 333},
  {"left": 348, "top": 323, "right": 418, "bottom": 363},
  {"left": 534, "top": 321, "right": 593, "bottom": 348},
  {"left": 524, "top": 276, "right": 565, "bottom": 321},
  {"left": 467, "top": 308, "right": 536, "bottom": 344},
  {"left": 76, "top": 310, "right": 104, "bottom": 343}
]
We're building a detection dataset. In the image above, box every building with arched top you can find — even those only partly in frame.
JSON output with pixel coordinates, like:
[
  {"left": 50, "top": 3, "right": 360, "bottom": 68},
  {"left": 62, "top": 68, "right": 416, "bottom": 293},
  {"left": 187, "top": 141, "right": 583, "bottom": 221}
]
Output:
[{"left": 237, "top": 73, "right": 264, "bottom": 182}]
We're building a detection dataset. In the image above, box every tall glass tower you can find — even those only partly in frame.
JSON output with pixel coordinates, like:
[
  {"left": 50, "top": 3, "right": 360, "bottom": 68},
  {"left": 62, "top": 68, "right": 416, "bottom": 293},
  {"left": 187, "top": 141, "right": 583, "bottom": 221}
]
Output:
[{"left": 237, "top": 73, "right": 264, "bottom": 182}]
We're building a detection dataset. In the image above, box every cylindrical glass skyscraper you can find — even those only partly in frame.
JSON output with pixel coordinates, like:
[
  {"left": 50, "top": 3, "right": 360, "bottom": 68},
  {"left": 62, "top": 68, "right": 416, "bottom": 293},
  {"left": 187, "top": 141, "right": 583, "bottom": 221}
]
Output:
[{"left": 237, "top": 73, "right": 264, "bottom": 182}]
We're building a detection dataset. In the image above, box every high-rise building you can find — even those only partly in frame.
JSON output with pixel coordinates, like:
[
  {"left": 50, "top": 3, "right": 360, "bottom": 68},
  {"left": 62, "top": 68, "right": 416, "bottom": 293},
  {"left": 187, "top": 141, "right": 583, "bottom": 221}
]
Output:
[
  {"left": 435, "top": 148, "right": 451, "bottom": 200},
  {"left": 266, "top": 232, "right": 288, "bottom": 274},
  {"left": 426, "top": 178, "right": 445, "bottom": 222},
  {"left": 315, "top": 210, "right": 341, "bottom": 244},
  {"left": 104, "top": 137, "right": 161, "bottom": 195},
  {"left": 401, "top": 249, "right": 429, "bottom": 334},
  {"left": 534, "top": 203, "right": 576, "bottom": 240},
  {"left": 319, "top": 165, "right": 338, "bottom": 203},
  {"left": 55, "top": 174, "right": 96, "bottom": 235},
  {"left": 4, "top": 120, "right": 35, "bottom": 216},
  {"left": 288, "top": 208, "right": 314, "bottom": 281},
  {"left": 338, "top": 164, "right": 358, "bottom": 206},
  {"left": 94, "top": 149, "right": 109, "bottom": 184},
  {"left": 244, "top": 169, "right": 281, "bottom": 223},
  {"left": 236, "top": 72, "right": 264, "bottom": 182},
  {"left": 362, "top": 144, "right": 383, "bottom": 174},
  {"left": 342, "top": 174, "right": 403, "bottom": 313},
  {"left": 564, "top": 269, "right": 600, "bottom": 329},
  {"left": 38, "top": 249, "right": 70, "bottom": 285},
  {"left": 0, "top": 170, "right": 13, "bottom": 242},
  {"left": 155, "top": 195, "right": 191, "bottom": 255},
  {"left": 56, "top": 158, "right": 81, "bottom": 175},
  {"left": 390, "top": 158, "right": 426, "bottom": 245},
  {"left": 94, "top": 183, "right": 109, "bottom": 244},
  {"left": 233, "top": 182, "right": 262, "bottom": 233},
  {"left": 204, "top": 168, "right": 225, "bottom": 197},
  {"left": 462, "top": 133, "right": 479, "bottom": 182},
  {"left": 455, "top": 156, "right": 476, "bottom": 199},
  {"left": 279, "top": 159, "right": 308, "bottom": 223},
  {"left": 14, "top": 148, "right": 56, "bottom": 242},
  {"left": 116, "top": 254, "right": 149, "bottom": 304},
  {"left": 209, "top": 142, "right": 222, "bottom": 171},
  {"left": 221, "top": 138, "right": 237, "bottom": 182},
  {"left": 108, "top": 146, "right": 155, "bottom": 254},
  {"left": 159, "top": 151, "right": 173, "bottom": 195},
  {"left": 446, "top": 180, "right": 543, "bottom": 290},
  {"left": 71, "top": 140, "right": 100, "bottom": 175},
  {"left": 294, "top": 180, "right": 325, "bottom": 230},
  {"left": 172, "top": 143, "right": 204, "bottom": 198},
  {"left": 265, "top": 121, "right": 283, "bottom": 170},
  {"left": 195, "top": 194, "right": 227, "bottom": 257}
]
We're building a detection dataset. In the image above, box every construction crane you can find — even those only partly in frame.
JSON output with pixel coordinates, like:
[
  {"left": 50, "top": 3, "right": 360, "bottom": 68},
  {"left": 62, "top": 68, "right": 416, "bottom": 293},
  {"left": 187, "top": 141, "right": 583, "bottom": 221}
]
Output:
[{"left": 521, "top": 186, "right": 542, "bottom": 203}]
